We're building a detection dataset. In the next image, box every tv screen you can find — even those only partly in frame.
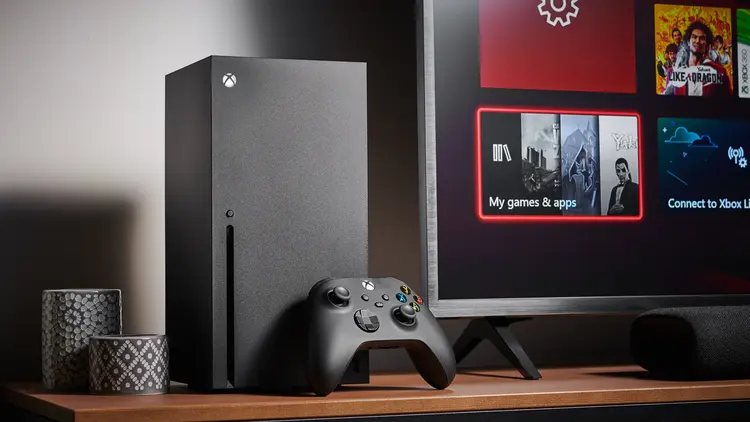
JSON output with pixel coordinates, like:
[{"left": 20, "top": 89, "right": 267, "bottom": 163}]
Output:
[{"left": 417, "top": 0, "right": 750, "bottom": 317}]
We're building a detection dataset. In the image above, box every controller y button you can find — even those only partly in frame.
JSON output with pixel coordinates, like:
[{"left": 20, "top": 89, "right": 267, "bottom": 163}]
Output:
[{"left": 400, "top": 285, "right": 411, "bottom": 295}]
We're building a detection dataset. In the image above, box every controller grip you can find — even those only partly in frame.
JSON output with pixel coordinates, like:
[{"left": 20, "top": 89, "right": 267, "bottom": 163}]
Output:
[
  {"left": 307, "top": 334, "right": 360, "bottom": 396},
  {"left": 405, "top": 340, "right": 456, "bottom": 389}
]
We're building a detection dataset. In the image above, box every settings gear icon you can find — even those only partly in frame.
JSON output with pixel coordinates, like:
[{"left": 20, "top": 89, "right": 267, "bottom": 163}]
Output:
[
  {"left": 740, "top": 157, "right": 748, "bottom": 169},
  {"left": 537, "top": 0, "right": 580, "bottom": 27}
]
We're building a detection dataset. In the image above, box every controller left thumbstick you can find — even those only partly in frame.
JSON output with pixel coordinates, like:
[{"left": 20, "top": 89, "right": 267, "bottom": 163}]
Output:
[{"left": 327, "top": 286, "right": 351, "bottom": 307}]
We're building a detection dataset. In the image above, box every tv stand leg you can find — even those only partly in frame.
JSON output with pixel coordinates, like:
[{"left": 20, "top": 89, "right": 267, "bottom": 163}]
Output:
[{"left": 453, "top": 317, "right": 541, "bottom": 380}]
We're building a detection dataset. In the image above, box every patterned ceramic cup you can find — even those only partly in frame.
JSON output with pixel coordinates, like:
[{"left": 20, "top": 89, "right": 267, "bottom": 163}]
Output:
[
  {"left": 89, "top": 334, "right": 170, "bottom": 395},
  {"left": 41, "top": 289, "right": 122, "bottom": 391}
]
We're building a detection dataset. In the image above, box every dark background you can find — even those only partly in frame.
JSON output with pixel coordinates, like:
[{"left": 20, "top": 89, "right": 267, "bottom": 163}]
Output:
[
  {"left": 0, "top": 0, "right": 642, "bottom": 401},
  {"left": 432, "top": 0, "right": 750, "bottom": 301}
]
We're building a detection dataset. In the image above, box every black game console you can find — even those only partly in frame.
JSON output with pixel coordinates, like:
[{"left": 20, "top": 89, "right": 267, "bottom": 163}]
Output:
[
  {"left": 165, "top": 56, "right": 370, "bottom": 392},
  {"left": 305, "top": 277, "right": 456, "bottom": 396}
]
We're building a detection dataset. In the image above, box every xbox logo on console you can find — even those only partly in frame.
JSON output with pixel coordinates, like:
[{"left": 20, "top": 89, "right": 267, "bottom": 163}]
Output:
[{"left": 222, "top": 73, "right": 237, "bottom": 88}]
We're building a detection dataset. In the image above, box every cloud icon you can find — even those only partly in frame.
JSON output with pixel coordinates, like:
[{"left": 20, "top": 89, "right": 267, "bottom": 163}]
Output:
[
  {"left": 689, "top": 135, "right": 717, "bottom": 148},
  {"left": 666, "top": 127, "right": 700, "bottom": 143}
]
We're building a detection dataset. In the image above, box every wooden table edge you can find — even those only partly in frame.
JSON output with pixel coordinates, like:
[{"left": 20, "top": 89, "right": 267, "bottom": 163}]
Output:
[
  {"left": 1, "top": 384, "right": 76, "bottom": 422},
  {"left": 23, "top": 384, "right": 750, "bottom": 422}
]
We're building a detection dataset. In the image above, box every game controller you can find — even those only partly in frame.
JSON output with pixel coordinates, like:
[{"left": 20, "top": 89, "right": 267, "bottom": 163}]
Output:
[{"left": 305, "top": 277, "right": 456, "bottom": 396}]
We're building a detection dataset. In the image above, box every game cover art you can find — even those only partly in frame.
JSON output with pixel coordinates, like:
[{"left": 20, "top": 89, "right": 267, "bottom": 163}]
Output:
[
  {"left": 478, "top": 108, "right": 641, "bottom": 221},
  {"left": 739, "top": 9, "right": 750, "bottom": 98},
  {"left": 560, "top": 115, "right": 601, "bottom": 216},
  {"left": 655, "top": 4, "right": 733, "bottom": 97},
  {"left": 520, "top": 113, "right": 562, "bottom": 204}
]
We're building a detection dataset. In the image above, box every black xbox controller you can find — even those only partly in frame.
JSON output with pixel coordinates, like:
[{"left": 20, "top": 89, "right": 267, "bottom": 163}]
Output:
[{"left": 305, "top": 277, "right": 456, "bottom": 396}]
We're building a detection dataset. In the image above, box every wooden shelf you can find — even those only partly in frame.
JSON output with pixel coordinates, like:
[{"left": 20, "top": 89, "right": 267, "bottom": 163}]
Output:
[{"left": 4, "top": 365, "right": 750, "bottom": 422}]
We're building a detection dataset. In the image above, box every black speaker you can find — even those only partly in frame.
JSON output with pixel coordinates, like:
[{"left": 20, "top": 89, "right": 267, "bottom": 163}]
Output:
[
  {"left": 165, "top": 56, "right": 370, "bottom": 392},
  {"left": 631, "top": 306, "right": 750, "bottom": 380}
]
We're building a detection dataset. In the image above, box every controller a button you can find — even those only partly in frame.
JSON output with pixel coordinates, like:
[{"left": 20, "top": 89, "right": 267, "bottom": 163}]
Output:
[
  {"left": 327, "top": 286, "right": 351, "bottom": 307},
  {"left": 410, "top": 302, "right": 421, "bottom": 312},
  {"left": 375, "top": 302, "right": 384, "bottom": 308},
  {"left": 414, "top": 295, "right": 423, "bottom": 305},
  {"left": 393, "top": 304, "right": 417, "bottom": 326},
  {"left": 400, "top": 285, "right": 411, "bottom": 295},
  {"left": 381, "top": 294, "right": 390, "bottom": 301},
  {"left": 361, "top": 294, "right": 369, "bottom": 301},
  {"left": 354, "top": 309, "right": 380, "bottom": 332},
  {"left": 395, "top": 293, "right": 407, "bottom": 303}
]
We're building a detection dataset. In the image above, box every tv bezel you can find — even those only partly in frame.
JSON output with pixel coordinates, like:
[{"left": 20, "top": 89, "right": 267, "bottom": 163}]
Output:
[{"left": 416, "top": 0, "right": 750, "bottom": 318}]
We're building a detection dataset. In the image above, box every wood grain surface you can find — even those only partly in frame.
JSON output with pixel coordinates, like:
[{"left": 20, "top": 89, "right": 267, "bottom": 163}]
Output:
[{"left": 4, "top": 366, "right": 750, "bottom": 422}]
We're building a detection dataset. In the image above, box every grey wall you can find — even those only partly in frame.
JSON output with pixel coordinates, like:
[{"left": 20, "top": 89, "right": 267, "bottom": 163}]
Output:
[{"left": 0, "top": 0, "right": 634, "bottom": 383}]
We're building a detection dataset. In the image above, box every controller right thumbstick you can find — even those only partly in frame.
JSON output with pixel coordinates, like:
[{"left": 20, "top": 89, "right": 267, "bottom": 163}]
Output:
[{"left": 394, "top": 303, "right": 417, "bottom": 325}]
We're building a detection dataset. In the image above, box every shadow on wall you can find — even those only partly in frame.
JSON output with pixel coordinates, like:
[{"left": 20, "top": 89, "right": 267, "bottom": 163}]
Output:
[{"left": 0, "top": 193, "right": 134, "bottom": 383}]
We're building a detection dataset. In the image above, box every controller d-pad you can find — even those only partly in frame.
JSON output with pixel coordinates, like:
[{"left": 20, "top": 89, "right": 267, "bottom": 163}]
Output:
[
  {"left": 396, "top": 293, "right": 407, "bottom": 303},
  {"left": 354, "top": 309, "right": 380, "bottom": 333}
]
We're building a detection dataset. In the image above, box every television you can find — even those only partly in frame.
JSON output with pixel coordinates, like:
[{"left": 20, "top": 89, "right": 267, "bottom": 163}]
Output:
[{"left": 417, "top": 0, "right": 750, "bottom": 375}]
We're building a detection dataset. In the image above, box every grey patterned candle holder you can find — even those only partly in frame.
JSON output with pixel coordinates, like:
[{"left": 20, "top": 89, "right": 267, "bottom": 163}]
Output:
[
  {"left": 41, "top": 289, "right": 122, "bottom": 391},
  {"left": 89, "top": 334, "right": 170, "bottom": 395}
]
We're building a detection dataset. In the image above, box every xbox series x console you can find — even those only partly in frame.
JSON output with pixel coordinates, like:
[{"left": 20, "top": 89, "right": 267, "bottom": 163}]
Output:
[{"left": 165, "top": 56, "right": 370, "bottom": 392}]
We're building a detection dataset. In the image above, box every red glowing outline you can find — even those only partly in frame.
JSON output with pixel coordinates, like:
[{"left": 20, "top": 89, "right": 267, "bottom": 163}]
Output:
[{"left": 475, "top": 106, "right": 644, "bottom": 223}]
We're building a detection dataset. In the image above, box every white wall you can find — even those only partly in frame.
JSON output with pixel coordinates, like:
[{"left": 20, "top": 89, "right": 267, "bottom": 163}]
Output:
[{"left": 0, "top": 0, "right": 267, "bottom": 334}]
